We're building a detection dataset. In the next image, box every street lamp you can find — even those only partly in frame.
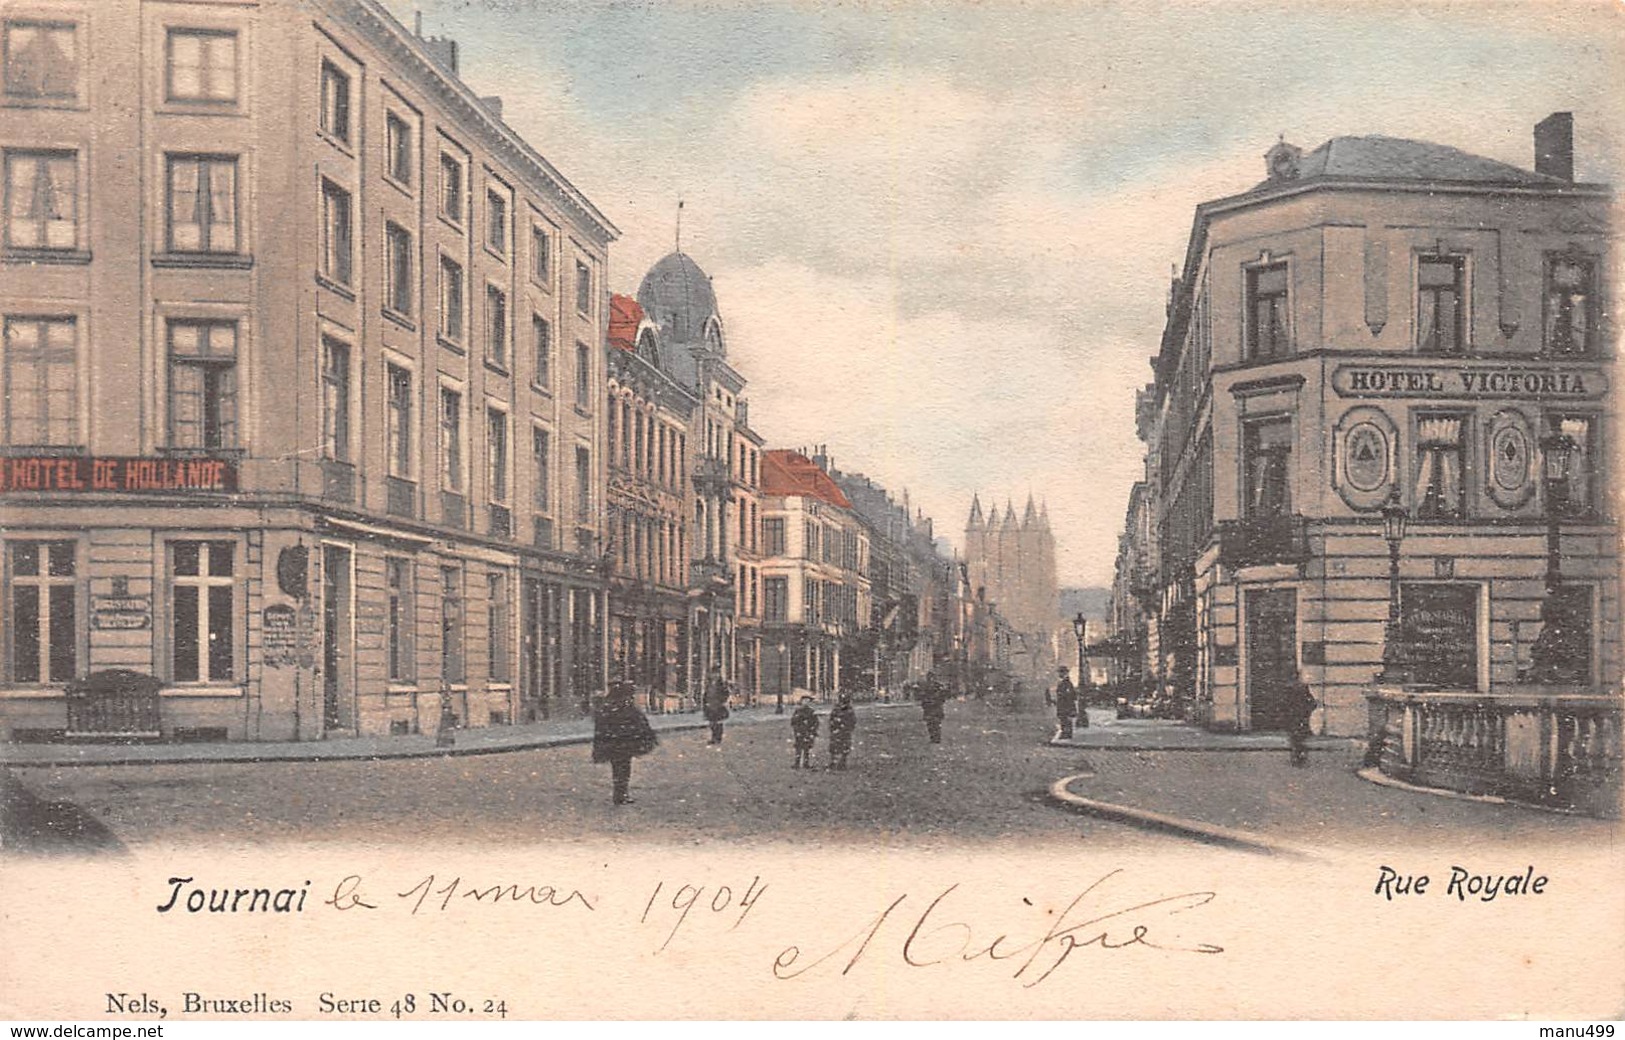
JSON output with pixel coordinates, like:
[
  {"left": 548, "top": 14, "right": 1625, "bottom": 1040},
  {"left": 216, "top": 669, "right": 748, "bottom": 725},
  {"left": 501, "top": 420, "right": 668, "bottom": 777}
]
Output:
[
  {"left": 1377, "top": 486, "right": 1409, "bottom": 685},
  {"left": 776, "top": 640, "right": 788, "bottom": 714},
  {"left": 1073, "top": 611, "right": 1090, "bottom": 727},
  {"left": 1528, "top": 431, "right": 1578, "bottom": 683}
]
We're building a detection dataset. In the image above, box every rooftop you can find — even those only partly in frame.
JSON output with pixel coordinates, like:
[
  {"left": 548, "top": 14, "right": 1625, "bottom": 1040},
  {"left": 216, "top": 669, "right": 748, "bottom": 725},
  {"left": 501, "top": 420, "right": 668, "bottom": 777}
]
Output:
[{"left": 762, "top": 450, "right": 853, "bottom": 509}]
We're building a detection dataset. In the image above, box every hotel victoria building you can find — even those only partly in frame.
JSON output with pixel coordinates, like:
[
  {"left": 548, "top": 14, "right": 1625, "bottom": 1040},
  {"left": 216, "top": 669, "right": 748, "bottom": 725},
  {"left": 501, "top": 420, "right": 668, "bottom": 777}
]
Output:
[
  {"left": 0, "top": 0, "right": 616, "bottom": 740},
  {"left": 1124, "top": 116, "right": 1618, "bottom": 738}
]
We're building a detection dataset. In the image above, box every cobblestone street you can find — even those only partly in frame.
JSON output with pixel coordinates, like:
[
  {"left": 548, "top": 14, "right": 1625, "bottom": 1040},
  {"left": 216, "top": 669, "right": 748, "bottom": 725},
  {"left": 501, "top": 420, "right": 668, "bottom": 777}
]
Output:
[{"left": 4, "top": 699, "right": 1612, "bottom": 853}]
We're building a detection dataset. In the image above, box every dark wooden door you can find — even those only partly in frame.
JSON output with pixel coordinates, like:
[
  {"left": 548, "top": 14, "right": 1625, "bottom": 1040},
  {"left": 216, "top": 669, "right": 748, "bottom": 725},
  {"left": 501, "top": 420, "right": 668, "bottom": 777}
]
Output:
[{"left": 1246, "top": 587, "right": 1298, "bottom": 731}]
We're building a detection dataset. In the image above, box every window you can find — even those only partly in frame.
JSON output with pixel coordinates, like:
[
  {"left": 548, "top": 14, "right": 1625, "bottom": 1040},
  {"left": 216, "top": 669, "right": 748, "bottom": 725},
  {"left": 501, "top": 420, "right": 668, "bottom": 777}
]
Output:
[
  {"left": 166, "top": 156, "right": 237, "bottom": 253},
  {"left": 574, "top": 342, "right": 590, "bottom": 407},
  {"left": 320, "top": 337, "right": 350, "bottom": 462},
  {"left": 384, "top": 223, "right": 413, "bottom": 316},
  {"left": 1548, "top": 414, "right": 1599, "bottom": 518},
  {"left": 487, "top": 572, "right": 510, "bottom": 683},
  {"left": 804, "top": 578, "right": 819, "bottom": 623},
  {"left": 1417, "top": 255, "right": 1465, "bottom": 355},
  {"left": 575, "top": 260, "right": 592, "bottom": 315},
  {"left": 7, "top": 540, "right": 76, "bottom": 684},
  {"left": 386, "top": 363, "right": 412, "bottom": 479},
  {"left": 3, "top": 316, "right": 77, "bottom": 447},
  {"left": 439, "top": 387, "right": 463, "bottom": 492},
  {"left": 531, "top": 225, "right": 550, "bottom": 283},
  {"left": 3, "top": 20, "right": 77, "bottom": 100},
  {"left": 439, "top": 255, "right": 464, "bottom": 343},
  {"left": 319, "top": 61, "right": 350, "bottom": 144},
  {"left": 441, "top": 566, "right": 465, "bottom": 685},
  {"left": 1243, "top": 417, "right": 1292, "bottom": 520},
  {"left": 486, "top": 189, "right": 507, "bottom": 255},
  {"left": 764, "top": 576, "right": 788, "bottom": 622},
  {"left": 386, "top": 558, "right": 413, "bottom": 682},
  {"left": 487, "top": 407, "right": 508, "bottom": 503},
  {"left": 1414, "top": 414, "right": 1466, "bottom": 519},
  {"left": 319, "top": 179, "right": 353, "bottom": 285},
  {"left": 1546, "top": 256, "right": 1598, "bottom": 356},
  {"left": 532, "top": 427, "right": 550, "bottom": 512},
  {"left": 4, "top": 150, "right": 76, "bottom": 250},
  {"left": 386, "top": 112, "right": 412, "bottom": 185},
  {"left": 166, "top": 29, "right": 236, "bottom": 104},
  {"left": 532, "top": 314, "right": 551, "bottom": 388},
  {"left": 439, "top": 153, "right": 463, "bottom": 225},
  {"left": 1245, "top": 262, "right": 1289, "bottom": 360},
  {"left": 575, "top": 446, "right": 591, "bottom": 521},
  {"left": 804, "top": 520, "right": 817, "bottom": 559},
  {"left": 485, "top": 286, "right": 508, "bottom": 367},
  {"left": 171, "top": 540, "right": 234, "bottom": 683},
  {"left": 167, "top": 320, "right": 237, "bottom": 449}
]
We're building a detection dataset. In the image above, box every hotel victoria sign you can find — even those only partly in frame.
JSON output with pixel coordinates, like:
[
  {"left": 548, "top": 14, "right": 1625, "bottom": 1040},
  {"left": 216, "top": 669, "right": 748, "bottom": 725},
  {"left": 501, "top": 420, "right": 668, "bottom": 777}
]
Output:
[{"left": 1333, "top": 363, "right": 1607, "bottom": 400}]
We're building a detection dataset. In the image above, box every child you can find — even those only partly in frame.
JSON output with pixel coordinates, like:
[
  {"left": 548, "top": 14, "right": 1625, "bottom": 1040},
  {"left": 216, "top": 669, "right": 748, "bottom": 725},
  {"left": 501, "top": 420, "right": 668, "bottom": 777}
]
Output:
[
  {"left": 790, "top": 695, "right": 819, "bottom": 768},
  {"left": 827, "top": 693, "right": 856, "bottom": 771}
]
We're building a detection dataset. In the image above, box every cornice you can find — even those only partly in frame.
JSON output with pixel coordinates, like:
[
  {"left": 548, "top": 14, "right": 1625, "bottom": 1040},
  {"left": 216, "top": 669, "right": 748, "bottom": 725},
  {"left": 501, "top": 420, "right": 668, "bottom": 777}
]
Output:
[{"left": 336, "top": 0, "right": 618, "bottom": 246}]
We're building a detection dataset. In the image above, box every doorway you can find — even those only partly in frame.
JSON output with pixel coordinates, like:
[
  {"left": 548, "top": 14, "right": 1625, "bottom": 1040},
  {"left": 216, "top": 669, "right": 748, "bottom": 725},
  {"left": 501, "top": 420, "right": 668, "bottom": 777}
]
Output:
[
  {"left": 321, "top": 545, "right": 353, "bottom": 734},
  {"left": 1245, "top": 586, "right": 1298, "bottom": 731}
]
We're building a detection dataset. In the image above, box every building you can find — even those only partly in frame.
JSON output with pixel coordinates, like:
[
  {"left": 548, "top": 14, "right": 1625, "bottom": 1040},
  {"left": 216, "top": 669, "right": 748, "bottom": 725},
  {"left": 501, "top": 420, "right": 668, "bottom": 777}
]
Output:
[
  {"left": 630, "top": 251, "right": 763, "bottom": 709},
  {"left": 1136, "top": 116, "right": 1617, "bottom": 738},
  {"left": 758, "top": 449, "right": 871, "bottom": 704},
  {"left": 963, "top": 494, "right": 1059, "bottom": 681},
  {"left": 604, "top": 294, "right": 692, "bottom": 709},
  {"left": 0, "top": 0, "right": 614, "bottom": 741}
]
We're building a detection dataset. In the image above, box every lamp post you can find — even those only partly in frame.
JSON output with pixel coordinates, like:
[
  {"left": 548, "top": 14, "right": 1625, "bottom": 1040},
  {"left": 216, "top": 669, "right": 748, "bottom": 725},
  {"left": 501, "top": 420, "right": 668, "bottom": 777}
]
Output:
[
  {"left": 1073, "top": 611, "right": 1090, "bottom": 728},
  {"left": 1377, "top": 487, "right": 1409, "bottom": 685},
  {"left": 1528, "top": 431, "right": 1577, "bottom": 683},
  {"left": 776, "top": 640, "right": 788, "bottom": 714}
]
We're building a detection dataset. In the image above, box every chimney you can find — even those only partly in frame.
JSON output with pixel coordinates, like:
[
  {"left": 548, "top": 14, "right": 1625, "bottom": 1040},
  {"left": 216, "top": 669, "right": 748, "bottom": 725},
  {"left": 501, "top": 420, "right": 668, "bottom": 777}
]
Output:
[
  {"left": 1535, "top": 112, "right": 1574, "bottom": 182},
  {"left": 422, "top": 34, "right": 460, "bottom": 76}
]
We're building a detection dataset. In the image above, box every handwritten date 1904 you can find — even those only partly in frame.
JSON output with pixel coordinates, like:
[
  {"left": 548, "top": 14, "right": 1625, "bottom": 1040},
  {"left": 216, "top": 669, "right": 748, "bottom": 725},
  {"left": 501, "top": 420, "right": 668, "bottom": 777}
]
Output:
[
  {"left": 641, "top": 876, "right": 767, "bottom": 953},
  {"left": 773, "top": 870, "right": 1222, "bottom": 987}
]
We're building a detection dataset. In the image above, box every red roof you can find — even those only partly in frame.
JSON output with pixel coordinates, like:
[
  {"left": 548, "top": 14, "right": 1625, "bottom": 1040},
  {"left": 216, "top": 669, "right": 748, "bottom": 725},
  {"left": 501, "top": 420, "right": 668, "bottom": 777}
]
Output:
[
  {"left": 608, "top": 294, "right": 644, "bottom": 352},
  {"left": 761, "top": 450, "right": 852, "bottom": 509}
]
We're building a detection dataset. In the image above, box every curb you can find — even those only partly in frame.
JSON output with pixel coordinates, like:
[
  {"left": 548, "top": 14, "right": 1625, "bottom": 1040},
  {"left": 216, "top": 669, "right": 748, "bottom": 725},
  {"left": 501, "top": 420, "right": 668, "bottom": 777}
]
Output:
[
  {"left": 1, "top": 700, "right": 919, "bottom": 769},
  {"left": 1044, "top": 739, "right": 1356, "bottom": 753},
  {"left": 1047, "top": 773, "right": 1314, "bottom": 858},
  {"left": 1353, "top": 765, "right": 1601, "bottom": 817}
]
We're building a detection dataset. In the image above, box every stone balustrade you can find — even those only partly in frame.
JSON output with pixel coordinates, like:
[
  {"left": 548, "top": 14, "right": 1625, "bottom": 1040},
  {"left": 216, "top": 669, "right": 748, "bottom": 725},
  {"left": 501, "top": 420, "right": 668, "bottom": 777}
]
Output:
[{"left": 1366, "top": 685, "right": 1622, "bottom": 818}]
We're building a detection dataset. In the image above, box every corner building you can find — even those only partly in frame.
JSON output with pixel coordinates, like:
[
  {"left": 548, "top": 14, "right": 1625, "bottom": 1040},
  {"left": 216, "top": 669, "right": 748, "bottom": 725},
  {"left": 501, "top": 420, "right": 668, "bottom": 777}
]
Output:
[
  {"left": 1147, "top": 118, "right": 1617, "bottom": 736},
  {"left": 1, "top": 0, "right": 613, "bottom": 740}
]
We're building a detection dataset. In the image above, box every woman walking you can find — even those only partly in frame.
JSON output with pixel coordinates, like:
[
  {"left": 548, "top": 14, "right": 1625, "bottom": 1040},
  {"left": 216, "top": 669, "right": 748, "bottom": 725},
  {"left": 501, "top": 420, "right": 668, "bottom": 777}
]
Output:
[
  {"left": 827, "top": 693, "right": 857, "bottom": 771},
  {"left": 593, "top": 680, "right": 659, "bottom": 805}
]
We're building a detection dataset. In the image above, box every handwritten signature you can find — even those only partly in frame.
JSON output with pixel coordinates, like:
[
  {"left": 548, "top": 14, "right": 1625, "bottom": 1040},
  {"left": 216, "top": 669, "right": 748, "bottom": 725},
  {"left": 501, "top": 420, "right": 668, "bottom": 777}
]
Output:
[{"left": 772, "top": 870, "right": 1223, "bottom": 987}]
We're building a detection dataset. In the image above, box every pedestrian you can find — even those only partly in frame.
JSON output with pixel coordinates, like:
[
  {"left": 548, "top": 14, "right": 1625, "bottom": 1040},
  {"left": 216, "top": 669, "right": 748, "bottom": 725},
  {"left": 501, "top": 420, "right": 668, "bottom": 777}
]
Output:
[
  {"left": 827, "top": 693, "right": 857, "bottom": 771},
  {"left": 1286, "top": 671, "right": 1319, "bottom": 767},
  {"left": 703, "top": 666, "right": 731, "bottom": 745},
  {"left": 1053, "top": 666, "right": 1078, "bottom": 740},
  {"left": 790, "top": 695, "right": 819, "bottom": 768},
  {"left": 592, "top": 679, "right": 659, "bottom": 805},
  {"left": 918, "top": 674, "right": 948, "bottom": 744}
]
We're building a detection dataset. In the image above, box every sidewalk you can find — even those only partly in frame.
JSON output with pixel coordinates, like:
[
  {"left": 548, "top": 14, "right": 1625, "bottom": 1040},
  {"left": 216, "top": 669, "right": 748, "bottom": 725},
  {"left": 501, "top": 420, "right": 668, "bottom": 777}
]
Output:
[
  {"left": 1, "top": 699, "right": 915, "bottom": 769},
  {"left": 1046, "top": 709, "right": 1357, "bottom": 752}
]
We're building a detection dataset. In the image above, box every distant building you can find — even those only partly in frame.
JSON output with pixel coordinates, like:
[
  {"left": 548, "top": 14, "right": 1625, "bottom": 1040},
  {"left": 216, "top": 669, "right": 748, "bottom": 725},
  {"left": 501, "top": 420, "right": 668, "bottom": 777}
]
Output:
[
  {"left": 1135, "top": 117, "right": 1617, "bottom": 736},
  {"left": 758, "top": 450, "right": 871, "bottom": 702},
  {"left": 963, "top": 494, "right": 1059, "bottom": 680},
  {"left": 1, "top": 0, "right": 614, "bottom": 741}
]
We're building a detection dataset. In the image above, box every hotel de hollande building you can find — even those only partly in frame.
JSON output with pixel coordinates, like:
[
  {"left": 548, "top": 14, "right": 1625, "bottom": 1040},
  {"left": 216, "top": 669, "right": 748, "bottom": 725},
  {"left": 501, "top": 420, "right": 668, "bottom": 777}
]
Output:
[
  {"left": 0, "top": 0, "right": 617, "bottom": 741},
  {"left": 1141, "top": 116, "right": 1617, "bottom": 738}
]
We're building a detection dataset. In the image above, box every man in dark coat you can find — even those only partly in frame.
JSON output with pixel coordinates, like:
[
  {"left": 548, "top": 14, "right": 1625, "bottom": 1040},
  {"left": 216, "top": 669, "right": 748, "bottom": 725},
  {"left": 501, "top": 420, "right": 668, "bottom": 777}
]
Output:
[
  {"left": 593, "top": 680, "right": 659, "bottom": 804},
  {"left": 702, "top": 666, "right": 731, "bottom": 745},
  {"left": 827, "top": 693, "right": 857, "bottom": 771},
  {"left": 790, "top": 695, "right": 819, "bottom": 768},
  {"left": 918, "top": 674, "right": 948, "bottom": 744},
  {"left": 1053, "top": 666, "right": 1078, "bottom": 740},
  {"left": 1285, "top": 670, "right": 1318, "bottom": 767}
]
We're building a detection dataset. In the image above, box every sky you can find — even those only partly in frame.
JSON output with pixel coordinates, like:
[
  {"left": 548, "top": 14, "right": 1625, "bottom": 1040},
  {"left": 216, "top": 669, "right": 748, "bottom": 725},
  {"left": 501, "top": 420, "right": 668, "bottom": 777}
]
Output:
[{"left": 380, "top": 0, "right": 1621, "bottom": 586}]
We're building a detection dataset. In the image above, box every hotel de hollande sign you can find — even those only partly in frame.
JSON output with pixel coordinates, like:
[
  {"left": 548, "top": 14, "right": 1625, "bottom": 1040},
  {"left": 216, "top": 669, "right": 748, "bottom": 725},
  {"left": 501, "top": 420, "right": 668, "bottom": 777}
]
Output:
[
  {"left": 0, "top": 456, "right": 238, "bottom": 494},
  {"left": 1333, "top": 364, "right": 1606, "bottom": 400}
]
